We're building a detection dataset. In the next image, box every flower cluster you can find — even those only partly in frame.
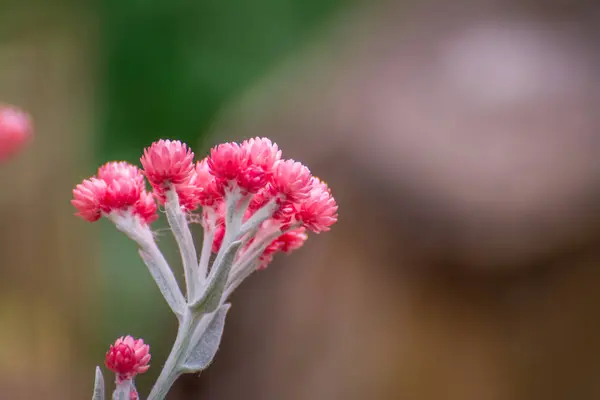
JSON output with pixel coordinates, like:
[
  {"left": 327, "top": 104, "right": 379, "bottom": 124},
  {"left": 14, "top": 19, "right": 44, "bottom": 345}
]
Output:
[
  {"left": 72, "top": 137, "right": 337, "bottom": 269},
  {"left": 105, "top": 336, "right": 151, "bottom": 382},
  {"left": 0, "top": 105, "right": 32, "bottom": 162},
  {"left": 77, "top": 137, "right": 338, "bottom": 400}
]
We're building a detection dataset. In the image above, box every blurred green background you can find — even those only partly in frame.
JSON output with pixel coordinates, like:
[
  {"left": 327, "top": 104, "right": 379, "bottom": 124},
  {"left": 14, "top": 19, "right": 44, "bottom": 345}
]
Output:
[{"left": 100, "top": 0, "right": 343, "bottom": 161}]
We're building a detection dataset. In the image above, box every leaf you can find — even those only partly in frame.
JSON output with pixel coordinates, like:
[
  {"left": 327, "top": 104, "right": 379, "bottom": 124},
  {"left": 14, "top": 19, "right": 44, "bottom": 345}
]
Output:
[
  {"left": 190, "top": 241, "right": 241, "bottom": 314},
  {"left": 181, "top": 303, "right": 231, "bottom": 373},
  {"left": 92, "top": 366, "right": 105, "bottom": 400}
]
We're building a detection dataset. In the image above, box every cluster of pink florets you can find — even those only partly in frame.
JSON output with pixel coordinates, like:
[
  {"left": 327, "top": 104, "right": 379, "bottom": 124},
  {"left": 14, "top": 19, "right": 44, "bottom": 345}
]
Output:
[
  {"left": 72, "top": 137, "right": 337, "bottom": 267},
  {"left": 105, "top": 336, "right": 151, "bottom": 382},
  {"left": 72, "top": 162, "right": 158, "bottom": 224}
]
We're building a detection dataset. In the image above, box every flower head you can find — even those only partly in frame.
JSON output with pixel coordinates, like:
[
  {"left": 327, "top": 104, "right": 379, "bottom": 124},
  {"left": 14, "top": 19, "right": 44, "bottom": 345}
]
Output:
[
  {"left": 0, "top": 105, "right": 32, "bottom": 162},
  {"left": 207, "top": 142, "right": 246, "bottom": 183},
  {"left": 272, "top": 227, "right": 308, "bottom": 254},
  {"left": 134, "top": 190, "right": 159, "bottom": 224},
  {"left": 72, "top": 162, "right": 157, "bottom": 224},
  {"left": 236, "top": 137, "right": 281, "bottom": 193},
  {"left": 208, "top": 138, "right": 283, "bottom": 194},
  {"left": 105, "top": 336, "right": 151, "bottom": 381},
  {"left": 98, "top": 161, "right": 145, "bottom": 189},
  {"left": 271, "top": 159, "right": 312, "bottom": 203},
  {"left": 102, "top": 175, "right": 142, "bottom": 213},
  {"left": 141, "top": 140, "right": 195, "bottom": 188},
  {"left": 192, "top": 159, "right": 221, "bottom": 207},
  {"left": 241, "top": 137, "right": 281, "bottom": 173},
  {"left": 296, "top": 178, "right": 338, "bottom": 233},
  {"left": 71, "top": 178, "right": 107, "bottom": 222}
]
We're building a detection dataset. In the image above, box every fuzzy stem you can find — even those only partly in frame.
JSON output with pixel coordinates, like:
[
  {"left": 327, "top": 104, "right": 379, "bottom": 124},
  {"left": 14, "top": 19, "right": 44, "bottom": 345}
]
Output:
[
  {"left": 110, "top": 213, "right": 185, "bottom": 318},
  {"left": 165, "top": 189, "right": 200, "bottom": 299},
  {"left": 238, "top": 199, "right": 277, "bottom": 238},
  {"left": 112, "top": 380, "right": 132, "bottom": 400},
  {"left": 198, "top": 228, "right": 214, "bottom": 278}
]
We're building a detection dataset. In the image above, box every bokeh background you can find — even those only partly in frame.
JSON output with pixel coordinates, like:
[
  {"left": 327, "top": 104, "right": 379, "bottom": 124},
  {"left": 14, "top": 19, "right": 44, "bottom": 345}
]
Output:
[{"left": 3, "top": 0, "right": 600, "bottom": 399}]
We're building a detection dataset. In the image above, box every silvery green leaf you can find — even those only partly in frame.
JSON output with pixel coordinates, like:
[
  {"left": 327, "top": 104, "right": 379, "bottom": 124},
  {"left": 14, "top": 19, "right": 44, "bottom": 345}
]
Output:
[
  {"left": 92, "top": 366, "right": 105, "bottom": 400},
  {"left": 181, "top": 303, "right": 231, "bottom": 373},
  {"left": 191, "top": 241, "right": 241, "bottom": 313}
]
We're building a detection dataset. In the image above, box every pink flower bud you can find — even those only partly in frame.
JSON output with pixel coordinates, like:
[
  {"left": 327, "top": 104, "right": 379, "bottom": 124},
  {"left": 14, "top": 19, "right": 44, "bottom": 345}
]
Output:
[
  {"left": 236, "top": 137, "right": 281, "bottom": 193},
  {"left": 193, "top": 158, "right": 221, "bottom": 207},
  {"left": 134, "top": 190, "right": 159, "bottom": 224},
  {"left": 72, "top": 162, "right": 157, "bottom": 224},
  {"left": 71, "top": 178, "right": 107, "bottom": 222},
  {"left": 141, "top": 139, "right": 195, "bottom": 188},
  {"left": 241, "top": 137, "right": 281, "bottom": 173},
  {"left": 98, "top": 161, "right": 145, "bottom": 189},
  {"left": 105, "top": 336, "right": 151, "bottom": 381},
  {"left": 296, "top": 178, "right": 338, "bottom": 233},
  {"left": 272, "top": 227, "right": 308, "bottom": 254},
  {"left": 0, "top": 105, "right": 32, "bottom": 162},
  {"left": 257, "top": 227, "right": 308, "bottom": 269},
  {"left": 207, "top": 142, "right": 246, "bottom": 183},
  {"left": 271, "top": 159, "right": 312, "bottom": 203}
]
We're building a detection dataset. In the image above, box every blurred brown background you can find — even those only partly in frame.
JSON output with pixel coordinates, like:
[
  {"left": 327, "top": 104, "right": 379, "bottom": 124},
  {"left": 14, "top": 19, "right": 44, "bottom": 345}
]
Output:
[{"left": 2, "top": 0, "right": 600, "bottom": 399}]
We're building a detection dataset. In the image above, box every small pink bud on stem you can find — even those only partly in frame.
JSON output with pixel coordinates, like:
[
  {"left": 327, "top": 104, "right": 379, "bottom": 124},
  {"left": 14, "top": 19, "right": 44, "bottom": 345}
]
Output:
[{"left": 105, "top": 335, "right": 151, "bottom": 382}]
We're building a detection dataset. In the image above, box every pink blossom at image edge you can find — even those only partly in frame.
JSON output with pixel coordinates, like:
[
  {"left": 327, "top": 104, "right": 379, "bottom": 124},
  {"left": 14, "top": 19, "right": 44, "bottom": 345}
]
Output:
[{"left": 0, "top": 105, "right": 32, "bottom": 162}]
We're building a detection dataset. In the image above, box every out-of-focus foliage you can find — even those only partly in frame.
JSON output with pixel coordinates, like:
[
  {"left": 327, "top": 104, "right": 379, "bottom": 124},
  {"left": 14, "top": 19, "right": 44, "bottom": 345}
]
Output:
[{"left": 99, "top": 0, "right": 344, "bottom": 161}]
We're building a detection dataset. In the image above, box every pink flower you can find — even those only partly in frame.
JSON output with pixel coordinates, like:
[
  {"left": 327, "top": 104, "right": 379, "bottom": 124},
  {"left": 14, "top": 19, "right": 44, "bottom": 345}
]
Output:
[
  {"left": 237, "top": 137, "right": 281, "bottom": 193},
  {"left": 71, "top": 178, "right": 107, "bottom": 222},
  {"left": 98, "top": 161, "right": 145, "bottom": 189},
  {"left": 141, "top": 140, "right": 208, "bottom": 212},
  {"left": 192, "top": 159, "right": 221, "bottom": 207},
  {"left": 207, "top": 142, "right": 246, "bottom": 183},
  {"left": 207, "top": 139, "right": 285, "bottom": 194},
  {"left": 241, "top": 137, "right": 281, "bottom": 173},
  {"left": 105, "top": 336, "right": 151, "bottom": 381},
  {"left": 257, "top": 227, "right": 308, "bottom": 269},
  {"left": 236, "top": 164, "right": 270, "bottom": 194},
  {"left": 72, "top": 162, "right": 158, "bottom": 224},
  {"left": 0, "top": 105, "right": 32, "bottom": 162},
  {"left": 141, "top": 140, "right": 195, "bottom": 188},
  {"left": 102, "top": 175, "right": 142, "bottom": 213},
  {"left": 296, "top": 178, "right": 338, "bottom": 233},
  {"left": 134, "top": 190, "right": 159, "bottom": 224},
  {"left": 271, "top": 159, "right": 312, "bottom": 203},
  {"left": 272, "top": 228, "right": 308, "bottom": 253}
]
